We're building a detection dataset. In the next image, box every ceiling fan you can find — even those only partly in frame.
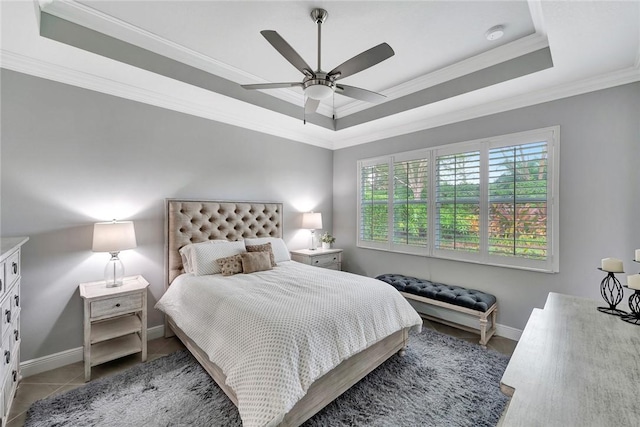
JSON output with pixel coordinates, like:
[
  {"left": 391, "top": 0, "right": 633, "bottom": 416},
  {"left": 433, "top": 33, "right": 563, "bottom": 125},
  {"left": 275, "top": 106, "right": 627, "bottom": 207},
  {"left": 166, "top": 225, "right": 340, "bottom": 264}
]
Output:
[{"left": 241, "top": 8, "right": 394, "bottom": 114}]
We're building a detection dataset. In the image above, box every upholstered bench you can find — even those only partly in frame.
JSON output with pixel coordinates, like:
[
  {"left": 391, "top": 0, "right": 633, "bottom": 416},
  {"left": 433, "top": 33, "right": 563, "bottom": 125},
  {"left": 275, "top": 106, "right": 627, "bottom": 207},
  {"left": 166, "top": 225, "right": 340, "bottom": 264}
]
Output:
[{"left": 376, "top": 273, "right": 497, "bottom": 345}]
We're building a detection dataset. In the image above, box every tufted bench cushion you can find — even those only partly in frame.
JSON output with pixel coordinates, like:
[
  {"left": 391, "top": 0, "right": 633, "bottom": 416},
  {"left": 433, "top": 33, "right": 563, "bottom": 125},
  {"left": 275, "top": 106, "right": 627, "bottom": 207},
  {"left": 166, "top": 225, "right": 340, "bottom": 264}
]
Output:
[
  {"left": 375, "top": 273, "right": 496, "bottom": 312},
  {"left": 375, "top": 273, "right": 498, "bottom": 345}
]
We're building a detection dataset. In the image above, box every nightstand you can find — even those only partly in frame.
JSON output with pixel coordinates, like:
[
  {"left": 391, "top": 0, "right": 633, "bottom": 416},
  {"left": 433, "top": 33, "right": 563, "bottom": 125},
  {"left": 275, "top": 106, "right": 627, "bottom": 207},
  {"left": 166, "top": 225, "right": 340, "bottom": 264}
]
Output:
[
  {"left": 290, "top": 248, "right": 343, "bottom": 270},
  {"left": 79, "top": 275, "right": 149, "bottom": 381}
]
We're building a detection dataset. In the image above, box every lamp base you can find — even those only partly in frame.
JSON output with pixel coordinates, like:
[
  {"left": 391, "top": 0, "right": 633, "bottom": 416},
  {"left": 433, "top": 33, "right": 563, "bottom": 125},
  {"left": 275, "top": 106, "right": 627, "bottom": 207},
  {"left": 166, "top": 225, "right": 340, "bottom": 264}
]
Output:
[
  {"left": 106, "top": 280, "right": 124, "bottom": 288},
  {"left": 309, "top": 230, "right": 317, "bottom": 250},
  {"left": 105, "top": 252, "right": 125, "bottom": 288}
]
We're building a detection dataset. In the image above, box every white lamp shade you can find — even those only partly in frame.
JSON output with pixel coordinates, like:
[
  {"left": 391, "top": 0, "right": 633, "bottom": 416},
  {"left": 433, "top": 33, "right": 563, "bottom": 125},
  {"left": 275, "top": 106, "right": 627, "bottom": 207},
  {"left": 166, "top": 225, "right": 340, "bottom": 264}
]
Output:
[
  {"left": 92, "top": 221, "right": 137, "bottom": 252},
  {"left": 302, "top": 212, "right": 323, "bottom": 230}
]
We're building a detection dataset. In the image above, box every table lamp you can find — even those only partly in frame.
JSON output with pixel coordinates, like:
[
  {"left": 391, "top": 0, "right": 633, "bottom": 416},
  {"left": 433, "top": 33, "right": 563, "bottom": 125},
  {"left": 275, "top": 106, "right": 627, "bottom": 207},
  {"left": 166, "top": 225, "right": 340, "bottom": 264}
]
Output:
[
  {"left": 92, "top": 220, "right": 137, "bottom": 287},
  {"left": 302, "top": 212, "right": 322, "bottom": 250}
]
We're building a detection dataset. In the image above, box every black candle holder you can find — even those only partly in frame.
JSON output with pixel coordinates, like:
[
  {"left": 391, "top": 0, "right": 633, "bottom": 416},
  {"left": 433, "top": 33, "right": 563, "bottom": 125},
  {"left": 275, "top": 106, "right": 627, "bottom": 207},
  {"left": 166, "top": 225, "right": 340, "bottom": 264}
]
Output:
[
  {"left": 597, "top": 268, "right": 627, "bottom": 316},
  {"left": 621, "top": 260, "right": 640, "bottom": 325},
  {"left": 621, "top": 286, "right": 640, "bottom": 325}
]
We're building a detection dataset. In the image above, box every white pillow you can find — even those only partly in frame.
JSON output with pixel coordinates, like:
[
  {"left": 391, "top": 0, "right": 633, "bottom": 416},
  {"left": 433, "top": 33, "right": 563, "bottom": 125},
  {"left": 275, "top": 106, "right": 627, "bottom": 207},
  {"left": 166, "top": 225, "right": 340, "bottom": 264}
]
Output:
[
  {"left": 179, "top": 240, "right": 230, "bottom": 274},
  {"left": 243, "top": 237, "right": 290, "bottom": 263},
  {"left": 190, "top": 240, "right": 246, "bottom": 276}
]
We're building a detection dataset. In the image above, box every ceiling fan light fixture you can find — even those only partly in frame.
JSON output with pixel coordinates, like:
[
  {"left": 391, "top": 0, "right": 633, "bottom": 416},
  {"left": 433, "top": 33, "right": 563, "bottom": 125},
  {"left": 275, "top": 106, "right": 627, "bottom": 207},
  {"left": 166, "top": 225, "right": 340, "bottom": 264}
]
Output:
[{"left": 303, "top": 78, "right": 335, "bottom": 100}]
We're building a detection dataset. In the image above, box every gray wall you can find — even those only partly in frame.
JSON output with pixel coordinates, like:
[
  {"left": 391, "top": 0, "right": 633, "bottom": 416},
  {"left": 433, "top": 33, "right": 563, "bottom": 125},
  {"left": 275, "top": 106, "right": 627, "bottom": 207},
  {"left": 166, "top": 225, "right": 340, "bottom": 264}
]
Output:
[
  {"left": 0, "top": 70, "right": 334, "bottom": 361},
  {"left": 333, "top": 82, "right": 640, "bottom": 331}
]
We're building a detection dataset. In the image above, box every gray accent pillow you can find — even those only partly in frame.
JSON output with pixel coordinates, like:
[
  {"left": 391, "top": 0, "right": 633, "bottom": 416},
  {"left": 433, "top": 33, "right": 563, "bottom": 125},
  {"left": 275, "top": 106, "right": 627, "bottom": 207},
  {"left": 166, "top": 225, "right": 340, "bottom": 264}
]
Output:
[
  {"left": 245, "top": 242, "right": 276, "bottom": 267},
  {"left": 241, "top": 252, "right": 273, "bottom": 274}
]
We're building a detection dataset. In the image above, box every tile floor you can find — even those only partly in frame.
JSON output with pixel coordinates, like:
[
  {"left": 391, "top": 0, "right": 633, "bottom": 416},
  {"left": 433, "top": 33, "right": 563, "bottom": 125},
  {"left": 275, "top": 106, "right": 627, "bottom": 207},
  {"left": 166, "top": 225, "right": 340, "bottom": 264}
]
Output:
[{"left": 7, "top": 321, "right": 517, "bottom": 426}]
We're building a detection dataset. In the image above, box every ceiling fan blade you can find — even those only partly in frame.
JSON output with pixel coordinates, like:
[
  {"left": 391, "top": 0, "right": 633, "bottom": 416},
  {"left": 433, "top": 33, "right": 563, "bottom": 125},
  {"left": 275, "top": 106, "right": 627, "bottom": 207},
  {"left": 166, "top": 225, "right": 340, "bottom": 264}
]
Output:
[
  {"left": 335, "top": 84, "right": 386, "bottom": 103},
  {"left": 305, "top": 98, "right": 320, "bottom": 114},
  {"left": 328, "top": 43, "right": 394, "bottom": 80},
  {"left": 241, "top": 82, "right": 303, "bottom": 90},
  {"left": 261, "top": 30, "right": 313, "bottom": 76}
]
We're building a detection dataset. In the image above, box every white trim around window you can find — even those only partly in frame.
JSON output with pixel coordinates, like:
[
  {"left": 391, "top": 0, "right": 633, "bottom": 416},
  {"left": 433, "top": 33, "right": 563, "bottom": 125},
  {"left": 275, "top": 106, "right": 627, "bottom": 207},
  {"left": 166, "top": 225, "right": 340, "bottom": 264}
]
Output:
[{"left": 357, "top": 126, "right": 560, "bottom": 273}]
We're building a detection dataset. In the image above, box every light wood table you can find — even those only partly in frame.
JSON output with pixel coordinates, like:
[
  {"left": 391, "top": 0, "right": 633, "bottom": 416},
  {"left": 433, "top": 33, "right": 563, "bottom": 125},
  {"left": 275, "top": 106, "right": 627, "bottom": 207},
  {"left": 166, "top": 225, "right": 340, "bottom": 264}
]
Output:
[
  {"left": 499, "top": 292, "right": 640, "bottom": 426},
  {"left": 79, "top": 275, "right": 149, "bottom": 381}
]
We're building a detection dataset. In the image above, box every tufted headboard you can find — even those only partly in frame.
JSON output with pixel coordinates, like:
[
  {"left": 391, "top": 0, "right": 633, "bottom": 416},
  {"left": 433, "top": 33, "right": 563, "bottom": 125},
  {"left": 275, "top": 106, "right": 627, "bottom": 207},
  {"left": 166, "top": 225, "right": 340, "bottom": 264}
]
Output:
[{"left": 165, "top": 199, "right": 283, "bottom": 286}]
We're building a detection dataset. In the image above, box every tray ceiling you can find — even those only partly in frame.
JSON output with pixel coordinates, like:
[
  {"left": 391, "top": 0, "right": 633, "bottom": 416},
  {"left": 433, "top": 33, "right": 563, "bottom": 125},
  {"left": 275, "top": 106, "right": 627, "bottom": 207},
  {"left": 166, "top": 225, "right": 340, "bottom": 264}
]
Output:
[{"left": 1, "top": 1, "right": 639, "bottom": 149}]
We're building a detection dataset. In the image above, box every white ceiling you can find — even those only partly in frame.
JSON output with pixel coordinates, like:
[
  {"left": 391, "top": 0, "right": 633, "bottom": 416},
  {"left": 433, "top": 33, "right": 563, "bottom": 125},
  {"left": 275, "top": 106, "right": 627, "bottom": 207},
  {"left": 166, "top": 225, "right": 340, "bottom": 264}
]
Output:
[{"left": 1, "top": 1, "right": 639, "bottom": 149}]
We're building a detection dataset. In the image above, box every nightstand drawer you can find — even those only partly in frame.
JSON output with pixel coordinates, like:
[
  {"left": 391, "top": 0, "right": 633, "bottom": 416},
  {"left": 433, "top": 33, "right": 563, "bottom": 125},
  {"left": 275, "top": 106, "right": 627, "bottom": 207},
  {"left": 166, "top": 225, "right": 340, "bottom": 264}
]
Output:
[
  {"left": 311, "top": 253, "right": 341, "bottom": 267},
  {"left": 91, "top": 293, "right": 142, "bottom": 319}
]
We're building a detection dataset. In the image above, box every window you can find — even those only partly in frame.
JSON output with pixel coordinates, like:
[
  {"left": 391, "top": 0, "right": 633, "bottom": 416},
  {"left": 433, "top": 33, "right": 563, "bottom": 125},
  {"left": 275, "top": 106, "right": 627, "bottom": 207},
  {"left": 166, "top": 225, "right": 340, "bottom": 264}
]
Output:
[{"left": 357, "top": 127, "right": 559, "bottom": 272}]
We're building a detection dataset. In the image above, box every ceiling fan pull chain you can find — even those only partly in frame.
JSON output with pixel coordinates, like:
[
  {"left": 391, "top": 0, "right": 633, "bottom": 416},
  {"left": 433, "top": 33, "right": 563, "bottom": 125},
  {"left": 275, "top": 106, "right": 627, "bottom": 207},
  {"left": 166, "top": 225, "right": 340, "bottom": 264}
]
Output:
[{"left": 332, "top": 92, "right": 336, "bottom": 121}]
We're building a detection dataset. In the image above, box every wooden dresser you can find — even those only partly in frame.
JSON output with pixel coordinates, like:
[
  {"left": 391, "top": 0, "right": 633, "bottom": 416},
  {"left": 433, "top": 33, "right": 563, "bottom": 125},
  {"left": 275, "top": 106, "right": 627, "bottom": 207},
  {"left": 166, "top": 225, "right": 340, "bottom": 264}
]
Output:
[
  {"left": 499, "top": 292, "right": 640, "bottom": 426},
  {"left": 0, "top": 237, "right": 28, "bottom": 426}
]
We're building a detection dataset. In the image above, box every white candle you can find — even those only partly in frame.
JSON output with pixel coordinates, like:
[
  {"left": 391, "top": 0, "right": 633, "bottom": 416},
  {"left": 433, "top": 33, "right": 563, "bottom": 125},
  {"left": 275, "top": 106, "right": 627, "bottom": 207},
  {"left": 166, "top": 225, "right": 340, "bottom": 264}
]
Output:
[
  {"left": 635, "top": 249, "right": 640, "bottom": 262},
  {"left": 627, "top": 274, "right": 640, "bottom": 290},
  {"left": 601, "top": 257, "right": 624, "bottom": 273}
]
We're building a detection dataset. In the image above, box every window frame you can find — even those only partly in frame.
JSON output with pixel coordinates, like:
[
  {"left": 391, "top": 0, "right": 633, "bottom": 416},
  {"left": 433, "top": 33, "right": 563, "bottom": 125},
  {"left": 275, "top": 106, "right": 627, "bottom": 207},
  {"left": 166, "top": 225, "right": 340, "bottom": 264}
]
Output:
[{"left": 356, "top": 126, "right": 559, "bottom": 273}]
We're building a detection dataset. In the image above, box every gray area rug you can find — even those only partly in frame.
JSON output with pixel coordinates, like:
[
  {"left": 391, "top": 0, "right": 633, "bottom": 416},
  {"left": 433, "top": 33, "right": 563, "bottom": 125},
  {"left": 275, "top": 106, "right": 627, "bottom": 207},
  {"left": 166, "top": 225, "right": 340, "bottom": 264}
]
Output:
[{"left": 25, "top": 329, "right": 509, "bottom": 426}]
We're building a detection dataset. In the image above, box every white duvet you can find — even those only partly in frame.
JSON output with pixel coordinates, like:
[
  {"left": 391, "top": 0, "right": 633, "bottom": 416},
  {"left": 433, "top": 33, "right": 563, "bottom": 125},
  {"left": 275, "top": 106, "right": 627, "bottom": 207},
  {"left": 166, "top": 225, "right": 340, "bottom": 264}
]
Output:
[{"left": 155, "top": 261, "right": 422, "bottom": 427}]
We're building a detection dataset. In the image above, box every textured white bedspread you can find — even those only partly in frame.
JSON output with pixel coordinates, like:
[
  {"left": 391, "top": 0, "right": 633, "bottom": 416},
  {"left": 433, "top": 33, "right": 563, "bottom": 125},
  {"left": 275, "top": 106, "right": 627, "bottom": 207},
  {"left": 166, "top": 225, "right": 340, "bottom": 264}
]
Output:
[{"left": 155, "top": 261, "right": 422, "bottom": 427}]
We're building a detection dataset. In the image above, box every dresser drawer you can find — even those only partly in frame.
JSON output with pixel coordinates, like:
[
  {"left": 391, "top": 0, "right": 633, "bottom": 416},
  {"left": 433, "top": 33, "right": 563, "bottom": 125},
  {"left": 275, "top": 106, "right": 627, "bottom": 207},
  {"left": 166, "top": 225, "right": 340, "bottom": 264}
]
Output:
[
  {"left": 10, "top": 284, "right": 19, "bottom": 313},
  {"left": 0, "top": 298, "right": 11, "bottom": 338},
  {"left": 91, "top": 293, "right": 143, "bottom": 319},
  {"left": 4, "top": 250, "right": 20, "bottom": 289},
  {"left": 0, "top": 261, "right": 4, "bottom": 296},
  {"left": 2, "top": 356, "right": 18, "bottom": 415},
  {"left": 310, "top": 252, "right": 341, "bottom": 267}
]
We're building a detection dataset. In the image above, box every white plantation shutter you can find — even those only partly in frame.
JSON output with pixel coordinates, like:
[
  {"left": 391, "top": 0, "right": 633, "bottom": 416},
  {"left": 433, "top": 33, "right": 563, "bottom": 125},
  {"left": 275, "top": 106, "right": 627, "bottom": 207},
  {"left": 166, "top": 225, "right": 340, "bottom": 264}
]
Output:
[
  {"left": 435, "top": 151, "right": 481, "bottom": 253},
  {"left": 356, "top": 127, "right": 558, "bottom": 272},
  {"left": 392, "top": 157, "right": 428, "bottom": 254},
  {"left": 358, "top": 160, "right": 389, "bottom": 247},
  {"left": 488, "top": 141, "right": 549, "bottom": 260}
]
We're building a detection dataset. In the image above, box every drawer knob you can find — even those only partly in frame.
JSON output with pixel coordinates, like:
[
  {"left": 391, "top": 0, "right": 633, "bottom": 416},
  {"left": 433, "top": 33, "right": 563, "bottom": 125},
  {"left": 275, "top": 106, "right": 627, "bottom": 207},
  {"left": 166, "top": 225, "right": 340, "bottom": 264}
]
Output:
[
  {"left": 14, "top": 295, "right": 19, "bottom": 307},
  {"left": 14, "top": 329, "right": 19, "bottom": 341},
  {"left": 5, "top": 309, "right": 10, "bottom": 323},
  {"left": 12, "top": 262, "right": 17, "bottom": 274},
  {"left": 12, "top": 370, "right": 17, "bottom": 382},
  {"left": 314, "top": 260, "right": 319, "bottom": 264},
  {"left": 115, "top": 303, "right": 121, "bottom": 308},
  {"left": 4, "top": 351, "right": 9, "bottom": 364}
]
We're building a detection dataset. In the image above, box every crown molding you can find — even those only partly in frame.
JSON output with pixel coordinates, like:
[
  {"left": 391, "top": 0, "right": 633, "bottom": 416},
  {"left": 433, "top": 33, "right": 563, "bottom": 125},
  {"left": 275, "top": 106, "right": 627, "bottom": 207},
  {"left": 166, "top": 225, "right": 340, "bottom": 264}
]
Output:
[
  {"left": 1, "top": 48, "right": 335, "bottom": 150},
  {"left": 38, "top": 0, "right": 315, "bottom": 112},
  {"left": 335, "top": 33, "right": 550, "bottom": 118},
  {"left": 3, "top": 46, "right": 637, "bottom": 152},
  {"left": 38, "top": 0, "right": 546, "bottom": 122},
  {"left": 331, "top": 66, "right": 640, "bottom": 150}
]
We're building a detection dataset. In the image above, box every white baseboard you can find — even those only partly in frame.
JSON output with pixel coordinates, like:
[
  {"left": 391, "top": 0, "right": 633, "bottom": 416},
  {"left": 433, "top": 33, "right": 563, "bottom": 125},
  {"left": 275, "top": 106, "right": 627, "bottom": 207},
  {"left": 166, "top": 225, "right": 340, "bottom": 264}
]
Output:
[
  {"left": 20, "top": 310, "right": 522, "bottom": 379},
  {"left": 20, "top": 325, "right": 165, "bottom": 378},
  {"left": 407, "top": 300, "right": 523, "bottom": 342}
]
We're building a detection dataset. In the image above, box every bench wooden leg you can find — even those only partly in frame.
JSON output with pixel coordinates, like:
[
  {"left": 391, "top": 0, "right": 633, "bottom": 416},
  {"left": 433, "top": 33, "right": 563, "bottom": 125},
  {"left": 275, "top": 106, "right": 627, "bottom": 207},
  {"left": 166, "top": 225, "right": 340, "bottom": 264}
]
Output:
[
  {"left": 479, "top": 316, "right": 488, "bottom": 346},
  {"left": 479, "top": 306, "right": 498, "bottom": 346}
]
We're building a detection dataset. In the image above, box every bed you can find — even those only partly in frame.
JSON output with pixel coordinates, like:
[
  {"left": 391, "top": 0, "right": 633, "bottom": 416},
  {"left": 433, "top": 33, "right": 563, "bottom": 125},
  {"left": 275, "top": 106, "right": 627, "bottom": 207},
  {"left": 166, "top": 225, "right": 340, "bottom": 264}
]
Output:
[{"left": 157, "top": 199, "right": 422, "bottom": 426}]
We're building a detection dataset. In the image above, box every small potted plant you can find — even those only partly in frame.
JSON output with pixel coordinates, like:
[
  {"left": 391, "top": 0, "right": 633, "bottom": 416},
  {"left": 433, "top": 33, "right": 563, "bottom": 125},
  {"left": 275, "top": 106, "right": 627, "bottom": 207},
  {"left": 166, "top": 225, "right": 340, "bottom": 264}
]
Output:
[{"left": 320, "top": 232, "right": 336, "bottom": 249}]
